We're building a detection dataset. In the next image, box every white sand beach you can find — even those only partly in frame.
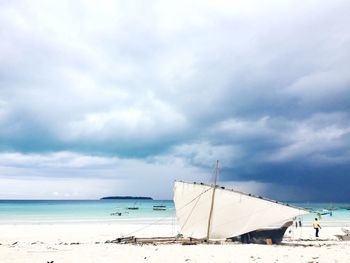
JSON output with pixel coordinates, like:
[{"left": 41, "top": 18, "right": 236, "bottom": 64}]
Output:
[{"left": 1, "top": 222, "right": 349, "bottom": 263}]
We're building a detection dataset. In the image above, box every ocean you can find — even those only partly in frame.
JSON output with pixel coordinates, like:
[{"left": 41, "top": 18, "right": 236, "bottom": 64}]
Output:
[
  {"left": 0, "top": 200, "right": 175, "bottom": 224},
  {"left": 0, "top": 200, "right": 349, "bottom": 226}
]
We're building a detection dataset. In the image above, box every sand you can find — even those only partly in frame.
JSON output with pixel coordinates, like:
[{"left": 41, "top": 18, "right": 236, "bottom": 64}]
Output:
[{"left": 0, "top": 222, "right": 349, "bottom": 262}]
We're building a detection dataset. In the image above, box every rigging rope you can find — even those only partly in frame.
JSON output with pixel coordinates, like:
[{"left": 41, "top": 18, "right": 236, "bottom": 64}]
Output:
[
  {"left": 120, "top": 166, "right": 218, "bottom": 238},
  {"left": 123, "top": 216, "right": 173, "bottom": 237},
  {"left": 121, "top": 185, "right": 214, "bottom": 238}
]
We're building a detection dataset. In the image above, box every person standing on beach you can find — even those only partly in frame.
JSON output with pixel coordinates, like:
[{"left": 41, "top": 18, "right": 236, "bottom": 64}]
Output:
[{"left": 313, "top": 218, "right": 321, "bottom": 237}]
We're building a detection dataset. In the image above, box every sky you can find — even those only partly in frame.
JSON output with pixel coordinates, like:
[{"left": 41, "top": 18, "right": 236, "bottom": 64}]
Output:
[{"left": 0, "top": 0, "right": 349, "bottom": 201}]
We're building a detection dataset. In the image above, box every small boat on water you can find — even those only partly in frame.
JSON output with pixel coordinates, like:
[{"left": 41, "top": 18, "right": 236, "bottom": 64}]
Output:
[
  {"left": 153, "top": 205, "right": 166, "bottom": 211},
  {"left": 153, "top": 208, "right": 166, "bottom": 211},
  {"left": 326, "top": 207, "right": 337, "bottom": 211},
  {"left": 127, "top": 202, "right": 139, "bottom": 210},
  {"left": 315, "top": 209, "right": 333, "bottom": 216},
  {"left": 127, "top": 207, "right": 139, "bottom": 210},
  {"left": 110, "top": 212, "right": 122, "bottom": 216}
]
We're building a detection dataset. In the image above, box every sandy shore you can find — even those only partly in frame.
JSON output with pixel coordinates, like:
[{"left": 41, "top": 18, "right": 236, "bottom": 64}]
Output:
[{"left": 0, "top": 222, "right": 349, "bottom": 262}]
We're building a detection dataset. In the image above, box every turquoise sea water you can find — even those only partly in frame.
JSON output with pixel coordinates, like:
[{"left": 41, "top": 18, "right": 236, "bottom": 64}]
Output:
[
  {"left": 0, "top": 200, "right": 175, "bottom": 223},
  {"left": 0, "top": 200, "right": 349, "bottom": 226},
  {"left": 291, "top": 202, "right": 350, "bottom": 226}
]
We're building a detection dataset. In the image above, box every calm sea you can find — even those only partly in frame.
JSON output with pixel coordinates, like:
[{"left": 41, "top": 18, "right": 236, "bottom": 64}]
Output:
[
  {"left": 0, "top": 200, "right": 349, "bottom": 226},
  {"left": 0, "top": 200, "right": 175, "bottom": 224}
]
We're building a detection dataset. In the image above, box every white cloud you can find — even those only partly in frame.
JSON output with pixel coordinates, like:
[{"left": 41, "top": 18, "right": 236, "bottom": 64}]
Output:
[
  {"left": 283, "top": 69, "right": 350, "bottom": 102},
  {"left": 0, "top": 151, "right": 210, "bottom": 199},
  {"left": 0, "top": 176, "right": 124, "bottom": 200},
  {"left": 0, "top": 152, "right": 115, "bottom": 169},
  {"left": 212, "top": 116, "right": 274, "bottom": 139},
  {"left": 267, "top": 113, "right": 350, "bottom": 162},
  {"left": 169, "top": 141, "right": 241, "bottom": 168},
  {"left": 0, "top": 0, "right": 350, "bottom": 199},
  {"left": 62, "top": 93, "right": 187, "bottom": 142}
]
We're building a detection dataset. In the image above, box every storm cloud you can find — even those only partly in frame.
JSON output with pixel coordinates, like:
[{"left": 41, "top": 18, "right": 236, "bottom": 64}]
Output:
[{"left": 0, "top": 0, "right": 349, "bottom": 201}]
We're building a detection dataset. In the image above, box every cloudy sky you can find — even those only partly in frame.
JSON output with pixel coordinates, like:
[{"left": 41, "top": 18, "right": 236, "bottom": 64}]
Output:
[{"left": 0, "top": 0, "right": 349, "bottom": 201}]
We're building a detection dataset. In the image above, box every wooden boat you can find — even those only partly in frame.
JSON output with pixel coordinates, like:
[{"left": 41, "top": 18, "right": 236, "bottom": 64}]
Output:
[
  {"left": 127, "top": 202, "right": 139, "bottom": 210},
  {"left": 153, "top": 207, "right": 166, "bottom": 211},
  {"left": 110, "top": 212, "right": 122, "bottom": 216},
  {"left": 127, "top": 207, "right": 139, "bottom": 210},
  {"left": 153, "top": 205, "right": 166, "bottom": 211},
  {"left": 315, "top": 209, "right": 332, "bottom": 216},
  {"left": 173, "top": 161, "right": 308, "bottom": 244},
  {"left": 228, "top": 221, "right": 293, "bottom": 244}
]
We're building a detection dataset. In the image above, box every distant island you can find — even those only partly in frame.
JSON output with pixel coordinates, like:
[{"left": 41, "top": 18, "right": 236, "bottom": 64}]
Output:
[{"left": 100, "top": 196, "right": 153, "bottom": 200}]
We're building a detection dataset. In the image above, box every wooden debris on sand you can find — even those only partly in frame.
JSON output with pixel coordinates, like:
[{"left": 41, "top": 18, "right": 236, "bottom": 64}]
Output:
[
  {"left": 335, "top": 228, "right": 350, "bottom": 241},
  {"left": 105, "top": 236, "right": 211, "bottom": 245}
]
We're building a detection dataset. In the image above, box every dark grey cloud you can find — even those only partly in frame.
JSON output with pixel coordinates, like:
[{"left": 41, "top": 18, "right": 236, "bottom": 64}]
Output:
[{"left": 0, "top": 0, "right": 350, "bottom": 200}]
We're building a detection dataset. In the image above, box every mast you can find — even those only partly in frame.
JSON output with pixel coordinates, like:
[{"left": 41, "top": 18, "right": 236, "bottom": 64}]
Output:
[{"left": 206, "top": 160, "right": 219, "bottom": 241}]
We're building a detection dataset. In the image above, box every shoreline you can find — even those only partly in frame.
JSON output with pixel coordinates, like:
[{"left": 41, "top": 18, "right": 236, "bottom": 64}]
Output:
[
  {"left": 1, "top": 218, "right": 350, "bottom": 228},
  {"left": 0, "top": 222, "right": 349, "bottom": 263},
  {"left": 0, "top": 216, "right": 176, "bottom": 225},
  {"left": 0, "top": 221, "right": 348, "bottom": 242}
]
